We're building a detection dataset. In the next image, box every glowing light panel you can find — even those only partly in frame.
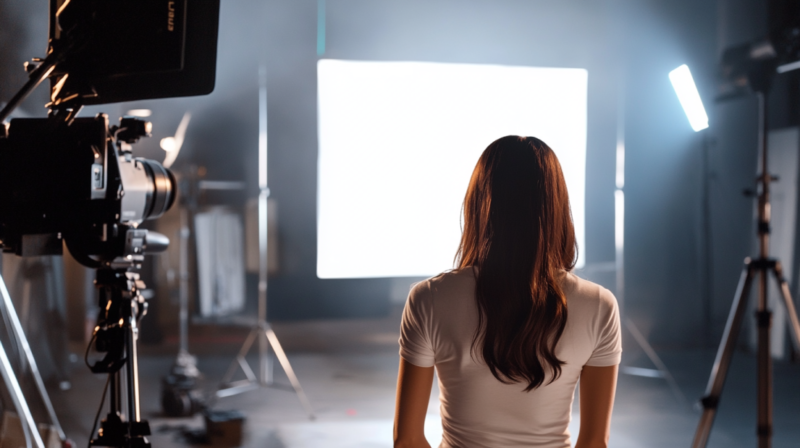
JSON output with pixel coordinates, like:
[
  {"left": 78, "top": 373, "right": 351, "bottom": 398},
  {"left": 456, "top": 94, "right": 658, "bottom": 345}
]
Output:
[
  {"left": 669, "top": 64, "right": 708, "bottom": 132},
  {"left": 317, "top": 60, "right": 588, "bottom": 278}
]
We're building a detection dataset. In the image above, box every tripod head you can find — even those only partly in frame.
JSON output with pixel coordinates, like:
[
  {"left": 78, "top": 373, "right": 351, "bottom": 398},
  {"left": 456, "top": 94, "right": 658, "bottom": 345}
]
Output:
[{"left": 89, "top": 269, "right": 148, "bottom": 375}]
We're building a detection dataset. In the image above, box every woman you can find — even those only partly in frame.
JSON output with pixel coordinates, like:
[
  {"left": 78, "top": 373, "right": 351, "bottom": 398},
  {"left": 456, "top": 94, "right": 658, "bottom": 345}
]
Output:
[{"left": 394, "top": 136, "right": 621, "bottom": 448}]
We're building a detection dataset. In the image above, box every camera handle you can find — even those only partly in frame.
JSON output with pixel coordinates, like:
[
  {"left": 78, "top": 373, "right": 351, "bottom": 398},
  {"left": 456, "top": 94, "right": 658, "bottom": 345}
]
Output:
[
  {"left": 0, "top": 53, "right": 59, "bottom": 125},
  {"left": 88, "top": 268, "right": 151, "bottom": 448}
]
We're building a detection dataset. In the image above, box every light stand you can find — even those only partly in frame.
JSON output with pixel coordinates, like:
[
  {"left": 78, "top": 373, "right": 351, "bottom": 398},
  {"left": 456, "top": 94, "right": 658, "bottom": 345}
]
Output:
[
  {"left": 160, "top": 205, "right": 203, "bottom": 417},
  {"left": 214, "top": 67, "right": 314, "bottom": 419},
  {"left": 612, "top": 84, "right": 687, "bottom": 404},
  {"left": 691, "top": 82, "right": 800, "bottom": 447}
]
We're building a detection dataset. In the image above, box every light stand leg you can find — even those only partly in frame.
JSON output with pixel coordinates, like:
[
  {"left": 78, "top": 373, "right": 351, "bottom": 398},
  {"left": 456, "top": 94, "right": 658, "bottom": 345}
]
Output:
[
  {"left": 258, "top": 323, "right": 270, "bottom": 386},
  {"left": 220, "top": 328, "right": 258, "bottom": 386},
  {"left": 624, "top": 318, "right": 687, "bottom": 406},
  {"left": 264, "top": 326, "right": 315, "bottom": 419},
  {"left": 771, "top": 262, "right": 800, "bottom": 351},
  {"left": 692, "top": 261, "right": 755, "bottom": 448},
  {"left": 0, "top": 273, "right": 66, "bottom": 442}
]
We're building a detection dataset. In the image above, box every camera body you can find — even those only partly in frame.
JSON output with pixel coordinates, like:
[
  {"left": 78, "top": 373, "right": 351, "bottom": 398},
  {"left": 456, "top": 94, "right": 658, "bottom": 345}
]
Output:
[{"left": 0, "top": 114, "right": 175, "bottom": 263}]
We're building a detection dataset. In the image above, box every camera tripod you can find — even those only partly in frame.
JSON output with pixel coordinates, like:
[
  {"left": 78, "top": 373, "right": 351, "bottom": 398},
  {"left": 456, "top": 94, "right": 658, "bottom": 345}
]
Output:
[
  {"left": 87, "top": 268, "right": 152, "bottom": 448},
  {"left": 691, "top": 91, "right": 800, "bottom": 448}
]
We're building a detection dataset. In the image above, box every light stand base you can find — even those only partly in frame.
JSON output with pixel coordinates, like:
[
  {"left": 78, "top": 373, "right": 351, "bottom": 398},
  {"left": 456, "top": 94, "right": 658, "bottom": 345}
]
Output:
[
  {"left": 215, "top": 321, "right": 315, "bottom": 420},
  {"left": 622, "top": 318, "right": 689, "bottom": 406}
]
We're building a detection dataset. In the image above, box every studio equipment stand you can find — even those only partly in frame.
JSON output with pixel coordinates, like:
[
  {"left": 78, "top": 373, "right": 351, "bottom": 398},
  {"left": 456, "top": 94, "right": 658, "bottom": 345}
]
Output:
[
  {"left": 87, "top": 268, "right": 152, "bottom": 448},
  {"left": 692, "top": 81, "right": 800, "bottom": 447},
  {"left": 160, "top": 204, "right": 203, "bottom": 417},
  {"left": 214, "top": 67, "right": 314, "bottom": 419},
  {"left": 0, "top": 274, "right": 67, "bottom": 448}
]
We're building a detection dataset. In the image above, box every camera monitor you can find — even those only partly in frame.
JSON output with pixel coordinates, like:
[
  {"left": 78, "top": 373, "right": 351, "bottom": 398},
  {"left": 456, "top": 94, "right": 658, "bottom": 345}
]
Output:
[
  {"left": 317, "top": 60, "right": 587, "bottom": 279},
  {"left": 48, "top": 0, "right": 220, "bottom": 106}
]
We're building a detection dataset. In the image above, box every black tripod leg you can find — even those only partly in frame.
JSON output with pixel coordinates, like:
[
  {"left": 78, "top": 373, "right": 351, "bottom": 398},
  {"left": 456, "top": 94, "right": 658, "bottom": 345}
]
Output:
[
  {"left": 692, "top": 261, "right": 755, "bottom": 448},
  {"left": 771, "top": 262, "right": 800, "bottom": 353},
  {"left": 756, "top": 264, "right": 772, "bottom": 448}
]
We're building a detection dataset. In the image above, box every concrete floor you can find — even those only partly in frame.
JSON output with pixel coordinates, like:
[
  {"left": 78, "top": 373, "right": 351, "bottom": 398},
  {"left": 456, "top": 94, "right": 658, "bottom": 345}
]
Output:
[{"left": 36, "top": 307, "right": 800, "bottom": 447}]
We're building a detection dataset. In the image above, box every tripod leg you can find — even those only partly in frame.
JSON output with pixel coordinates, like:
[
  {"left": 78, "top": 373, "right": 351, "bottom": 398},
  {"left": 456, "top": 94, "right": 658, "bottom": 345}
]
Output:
[
  {"left": 692, "top": 262, "right": 755, "bottom": 448},
  {"left": 756, "top": 264, "right": 772, "bottom": 448},
  {"left": 126, "top": 316, "right": 142, "bottom": 423},
  {"left": 264, "top": 326, "right": 315, "bottom": 419},
  {"left": 0, "top": 338, "right": 44, "bottom": 448},
  {"left": 771, "top": 262, "right": 800, "bottom": 353},
  {"left": 0, "top": 275, "right": 66, "bottom": 441}
]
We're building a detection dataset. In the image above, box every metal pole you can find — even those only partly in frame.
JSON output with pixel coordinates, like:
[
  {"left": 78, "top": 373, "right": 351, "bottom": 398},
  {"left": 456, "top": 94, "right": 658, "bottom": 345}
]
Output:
[
  {"left": 179, "top": 208, "right": 190, "bottom": 355},
  {"left": 755, "top": 92, "right": 772, "bottom": 448},
  {"left": 110, "top": 372, "right": 119, "bottom": 415},
  {"left": 702, "top": 133, "right": 715, "bottom": 345},
  {"left": 258, "top": 64, "right": 272, "bottom": 384},
  {"left": 126, "top": 314, "right": 141, "bottom": 422}
]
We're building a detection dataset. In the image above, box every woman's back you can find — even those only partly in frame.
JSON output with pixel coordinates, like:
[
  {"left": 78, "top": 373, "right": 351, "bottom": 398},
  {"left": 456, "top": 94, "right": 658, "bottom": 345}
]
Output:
[
  {"left": 400, "top": 268, "right": 620, "bottom": 448},
  {"left": 394, "top": 136, "right": 620, "bottom": 448}
]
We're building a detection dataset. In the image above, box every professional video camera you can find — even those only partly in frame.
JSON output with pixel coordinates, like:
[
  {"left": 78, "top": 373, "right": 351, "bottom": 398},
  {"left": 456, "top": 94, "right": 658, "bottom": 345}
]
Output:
[{"left": 0, "top": 1, "right": 220, "bottom": 447}]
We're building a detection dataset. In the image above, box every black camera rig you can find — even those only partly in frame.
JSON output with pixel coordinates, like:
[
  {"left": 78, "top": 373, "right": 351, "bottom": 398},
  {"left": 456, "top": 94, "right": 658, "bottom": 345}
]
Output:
[{"left": 0, "top": 1, "right": 220, "bottom": 447}]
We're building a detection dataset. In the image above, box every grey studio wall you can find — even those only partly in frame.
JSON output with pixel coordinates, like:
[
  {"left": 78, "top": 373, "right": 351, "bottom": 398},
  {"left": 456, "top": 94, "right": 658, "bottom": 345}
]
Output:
[
  {"left": 621, "top": 0, "right": 718, "bottom": 347},
  {"left": 2, "top": 0, "right": 775, "bottom": 351}
]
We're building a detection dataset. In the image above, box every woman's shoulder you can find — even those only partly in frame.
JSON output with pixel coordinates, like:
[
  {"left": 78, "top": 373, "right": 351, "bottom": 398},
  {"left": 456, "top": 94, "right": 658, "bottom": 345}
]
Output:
[
  {"left": 410, "top": 268, "right": 476, "bottom": 301},
  {"left": 561, "top": 271, "right": 618, "bottom": 310}
]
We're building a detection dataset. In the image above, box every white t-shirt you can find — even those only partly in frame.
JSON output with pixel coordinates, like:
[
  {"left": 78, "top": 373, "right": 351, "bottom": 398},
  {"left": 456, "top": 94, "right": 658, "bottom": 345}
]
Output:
[{"left": 399, "top": 268, "right": 621, "bottom": 448}]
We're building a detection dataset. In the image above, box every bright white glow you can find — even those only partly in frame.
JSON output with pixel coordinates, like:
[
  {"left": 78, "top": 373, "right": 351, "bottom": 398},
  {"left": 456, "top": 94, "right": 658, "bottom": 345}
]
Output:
[
  {"left": 160, "top": 136, "right": 176, "bottom": 152},
  {"left": 317, "top": 60, "right": 588, "bottom": 279},
  {"left": 127, "top": 109, "right": 152, "bottom": 117},
  {"left": 615, "top": 141, "right": 625, "bottom": 189},
  {"left": 669, "top": 65, "right": 708, "bottom": 132},
  {"left": 162, "top": 112, "right": 191, "bottom": 169},
  {"left": 615, "top": 189, "right": 624, "bottom": 251}
]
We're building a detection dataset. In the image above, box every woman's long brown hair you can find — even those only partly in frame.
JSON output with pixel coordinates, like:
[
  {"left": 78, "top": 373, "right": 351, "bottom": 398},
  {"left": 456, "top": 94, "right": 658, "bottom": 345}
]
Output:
[{"left": 456, "top": 136, "right": 577, "bottom": 391}]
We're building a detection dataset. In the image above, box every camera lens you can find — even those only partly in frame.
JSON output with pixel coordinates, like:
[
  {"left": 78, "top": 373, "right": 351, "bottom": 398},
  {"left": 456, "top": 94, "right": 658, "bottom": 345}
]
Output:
[{"left": 139, "top": 159, "right": 177, "bottom": 220}]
